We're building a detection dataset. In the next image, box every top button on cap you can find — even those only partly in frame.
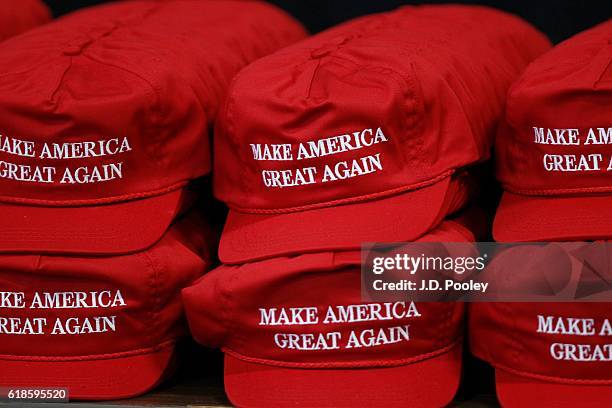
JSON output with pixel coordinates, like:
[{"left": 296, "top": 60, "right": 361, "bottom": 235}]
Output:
[{"left": 63, "top": 37, "right": 93, "bottom": 56}]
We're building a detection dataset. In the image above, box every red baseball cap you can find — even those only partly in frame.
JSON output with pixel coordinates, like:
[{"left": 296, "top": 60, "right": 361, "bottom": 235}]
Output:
[
  {"left": 214, "top": 5, "right": 550, "bottom": 264},
  {"left": 0, "top": 210, "right": 215, "bottom": 400},
  {"left": 182, "top": 211, "right": 483, "bottom": 408},
  {"left": 0, "top": 0, "right": 51, "bottom": 41},
  {"left": 470, "top": 302, "right": 612, "bottom": 407},
  {"left": 494, "top": 20, "right": 612, "bottom": 241},
  {"left": 0, "top": 0, "right": 306, "bottom": 255}
]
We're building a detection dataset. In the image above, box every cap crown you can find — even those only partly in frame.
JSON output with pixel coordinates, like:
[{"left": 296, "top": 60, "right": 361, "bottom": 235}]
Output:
[
  {"left": 496, "top": 20, "right": 612, "bottom": 195},
  {"left": 470, "top": 302, "right": 612, "bottom": 383},
  {"left": 0, "top": 0, "right": 306, "bottom": 205},
  {"left": 214, "top": 5, "right": 550, "bottom": 212}
]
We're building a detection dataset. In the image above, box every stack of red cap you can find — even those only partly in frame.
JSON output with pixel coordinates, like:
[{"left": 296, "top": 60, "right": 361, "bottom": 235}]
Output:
[
  {"left": 0, "top": 1, "right": 51, "bottom": 41},
  {"left": 213, "top": 4, "right": 550, "bottom": 265},
  {"left": 0, "top": 0, "right": 306, "bottom": 254},
  {"left": 185, "top": 211, "right": 484, "bottom": 408},
  {"left": 184, "top": 5, "right": 550, "bottom": 407},
  {"left": 471, "top": 20, "right": 612, "bottom": 407},
  {"left": 0, "top": 212, "right": 216, "bottom": 399},
  {"left": 493, "top": 19, "right": 612, "bottom": 242},
  {"left": 0, "top": 0, "right": 307, "bottom": 400}
]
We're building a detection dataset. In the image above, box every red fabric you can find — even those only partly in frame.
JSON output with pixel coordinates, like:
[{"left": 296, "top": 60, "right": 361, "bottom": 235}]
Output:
[
  {"left": 0, "top": 188, "right": 187, "bottom": 255},
  {"left": 0, "top": 210, "right": 215, "bottom": 400},
  {"left": 496, "top": 370, "right": 612, "bottom": 408},
  {"left": 0, "top": 347, "right": 175, "bottom": 401},
  {"left": 494, "top": 191, "right": 612, "bottom": 241},
  {"left": 183, "top": 212, "right": 483, "bottom": 407},
  {"left": 0, "top": 0, "right": 306, "bottom": 254},
  {"left": 214, "top": 5, "right": 550, "bottom": 263},
  {"left": 224, "top": 344, "right": 462, "bottom": 408},
  {"left": 0, "top": 0, "right": 50, "bottom": 41},
  {"left": 494, "top": 20, "right": 612, "bottom": 241},
  {"left": 470, "top": 302, "right": 612, "bottom": 407}
]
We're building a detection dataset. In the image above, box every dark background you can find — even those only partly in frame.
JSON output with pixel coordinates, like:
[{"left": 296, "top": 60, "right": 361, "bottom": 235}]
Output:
[{"left": 43, "top": 0, "right": 609, "bottom": 44}]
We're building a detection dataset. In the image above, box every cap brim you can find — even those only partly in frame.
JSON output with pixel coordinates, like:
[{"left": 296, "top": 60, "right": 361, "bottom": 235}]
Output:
[
  {"left": 224, "top": 342, "right": 462, "bottom": 408},
  {"left": 0, "top": 346, "right": 176, "bottom": 401},
  {"left": 0, "top": 189, "right": 188, "bottom": 255},
  {"left": 493, "top": 191, "right": 612, "bottom": 242},
  {"left": 220, "top": 176, "right": 464, "bottom": 264},
  {"left": 496, "top": 369, "right": 612, "bottom": 408}
]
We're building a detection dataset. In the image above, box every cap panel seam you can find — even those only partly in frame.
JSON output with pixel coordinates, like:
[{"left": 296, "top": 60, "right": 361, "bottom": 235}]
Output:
[
  {"left": 48, "top": 57, "right": 74, "bottom": 104},
  {"left": 47, "top": 2, "right": 163, "bottom": 114},
  {"left": 593, "top": 54, "right": 611, "bottom": 88},
  {"left": 224, "top": 68, "right": 251, "bottom": 199},
  {"left": 81, "top": 52, "right": 163, "bottom": 158},
  {"left": 435, "top": 303, "right": 447, "bottom": 347},
  {"left": 140, "top": 250, "right": 164, "bottom": 345},
  {"left": 440, "top": 303, "right": 457, "bottom": 348},
  {"left": 321, "top": 53, "right": 425, "bottom": 177},
  {"left": 222, "top": 266, "right": 242, "bottom": 350},
  {"left": 405, "top": 61, "right": 426, "bottom": 176},
  {"left": 305, "top": 57, "right": 323, "bottom": 99},
  {"left": 505, "top": 302, "right": 524, "bottom": 370}
]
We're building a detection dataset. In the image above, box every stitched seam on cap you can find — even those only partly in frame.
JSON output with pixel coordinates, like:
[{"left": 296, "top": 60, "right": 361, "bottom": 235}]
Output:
[
  {"left": 224, "top": 68, "right": 250, "bottom": 199},
  {"left": 503, "top": 185, "right": 612, "bottom": 196},
  {"left": 222, "top": 337, "right": 461, "bottom": 369},
  {"left": 0, "top": 180, "right": 187, "bottom": 206},
  {"left": 506, "top": 303, "right": 523, "bottom": 370},
  {"left": 441, "top": 303, "right": 455, "bottom": 348},
  {"left": 305, "top": 58, "right": 323, "bottom": 99},
  {"left": 0, "top": 339, "right": 176, "bottom": 362},
  {"left": 82, "top": 2, "right": 195, "bottom": 157},
  {"left": 492, "top": 362, "right": 612, "bottom": 385},
  {"left": 141, "top": 250, "right": 163, "bottom": 344},
  {"left": 323, "top": 53, "right": 424, "bottom": 178},
  {"left": 50, "top": 3, "right": 161, "bottom": 106},
  {"left": 594, "top": 55, "right": 612, "bottom": 88},
  {"left": 405, "top": 61, "right": 426, "bottom": 177},
  {"left": 223, "top": 267, "right": 242, "bottom": 350},
  {"left": 48, "top": 58, "right": 74, "bottom": 103},
  {"left": 83, "top": 52, "right": 162, "bottom": 149},
  {"left": 230, "top": 170, "right": 453, "bottom": 214}
]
